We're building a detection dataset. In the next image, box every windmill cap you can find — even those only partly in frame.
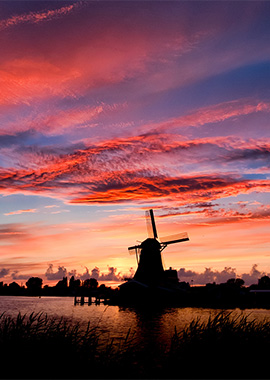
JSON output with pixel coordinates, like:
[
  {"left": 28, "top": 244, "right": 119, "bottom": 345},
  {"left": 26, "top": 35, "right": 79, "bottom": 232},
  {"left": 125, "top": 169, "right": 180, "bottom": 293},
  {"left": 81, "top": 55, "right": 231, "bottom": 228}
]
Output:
[{"left": 141, "top": 238, "right": 161, "bottom": 250}]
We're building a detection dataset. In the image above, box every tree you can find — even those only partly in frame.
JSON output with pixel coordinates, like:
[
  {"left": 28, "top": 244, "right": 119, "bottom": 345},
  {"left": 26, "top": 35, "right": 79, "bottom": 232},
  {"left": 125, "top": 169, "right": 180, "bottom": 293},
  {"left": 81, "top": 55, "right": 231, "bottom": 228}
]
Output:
[
  {"left": 69, "top": 276, "right": 81, "bottom": 291},
  {"left": 83, "top": 278, "right": 98, "bottom": 290},
  {"left": 226, "top": 278, "right": 244, "bottom": 287},
  {"left": 258, "top": 276, "right": 270, "bottom": 289},
  {"left": 235, "top": 278, "right": 245, "bottom": 287},
  {"left": 55, "top": 277, "right": 68, "bottom": 289},
  {"left": 26, "top": 277, "right": 43, "bottom": 295},
  {"left": 8, "top": 281, "right": 21, "bottom": 295}
]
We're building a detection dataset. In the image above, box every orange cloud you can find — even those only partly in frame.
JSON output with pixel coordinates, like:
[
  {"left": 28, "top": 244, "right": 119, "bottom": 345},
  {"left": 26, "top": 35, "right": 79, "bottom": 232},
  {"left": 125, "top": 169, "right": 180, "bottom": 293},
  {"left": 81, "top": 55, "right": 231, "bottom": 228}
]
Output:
[
  {"left": 71, "top": 176, "right": 270, "bottom": 205},
  {"left": 0, "top": 133, "right": 270, "bottom": 205}
]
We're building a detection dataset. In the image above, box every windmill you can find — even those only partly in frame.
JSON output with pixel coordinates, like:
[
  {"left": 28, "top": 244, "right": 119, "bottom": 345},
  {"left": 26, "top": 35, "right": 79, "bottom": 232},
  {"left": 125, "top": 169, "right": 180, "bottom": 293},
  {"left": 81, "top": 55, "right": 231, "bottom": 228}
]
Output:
[{"left": 128, "top": 209, "right": 189, "bottom": 285}]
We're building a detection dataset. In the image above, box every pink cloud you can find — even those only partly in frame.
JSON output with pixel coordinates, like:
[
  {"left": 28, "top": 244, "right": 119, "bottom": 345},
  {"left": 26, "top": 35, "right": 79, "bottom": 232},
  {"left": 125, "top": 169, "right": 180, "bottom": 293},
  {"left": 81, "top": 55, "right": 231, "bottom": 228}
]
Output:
[
  {"left": 0, "top": 133, "right": 269, "bottom": 205},
  {"left": 4, "top": 208, "right": 37, "bottom": 216},
  {"left": 140, "top": 99, "right": 270, "bottom": 134},
  {"left": 0, "top": 3, "right": 80, "bottom": 31},
  {"left": 0, "top": 5, "right": 209, "bottom": 107},
  {"left": 0, "top": 58, "right": 80, "bottom": 106},
  {"left": 0, "top": 102, "right": 124, "bottom": 136}
]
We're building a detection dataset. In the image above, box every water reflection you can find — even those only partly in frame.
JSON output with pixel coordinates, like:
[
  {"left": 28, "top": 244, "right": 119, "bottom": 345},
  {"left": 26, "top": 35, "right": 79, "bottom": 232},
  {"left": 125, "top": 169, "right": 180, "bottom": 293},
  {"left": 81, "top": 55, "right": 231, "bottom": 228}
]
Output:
[
  {"left": 1, "top": 296, "right": 270, "bottom": 349},
  {"left": 117, "top": 305, "right": 221, "bottom": 349}
]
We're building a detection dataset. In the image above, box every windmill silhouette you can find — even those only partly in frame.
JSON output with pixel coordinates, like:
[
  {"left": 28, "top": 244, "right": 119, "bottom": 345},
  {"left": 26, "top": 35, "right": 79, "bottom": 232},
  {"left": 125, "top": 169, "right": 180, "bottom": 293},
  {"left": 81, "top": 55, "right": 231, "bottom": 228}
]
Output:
[{"left": 128, "top": 209, "right": 189, "bottom": 286}]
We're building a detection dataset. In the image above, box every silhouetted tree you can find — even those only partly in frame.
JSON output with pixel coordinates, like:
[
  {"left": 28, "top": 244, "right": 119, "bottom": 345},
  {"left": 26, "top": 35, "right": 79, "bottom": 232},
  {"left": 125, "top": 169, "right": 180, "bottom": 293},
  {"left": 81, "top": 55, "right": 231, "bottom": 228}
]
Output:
[
  {"left": 83, "top": 278, "right": 98, "bottom": 290},
  {"left": 258, "top": 276, "right": 270, "bottom": 289},
  {"left": 54, "top": 277, "right": 68, "bottom": 295},
  {"left": 235, "top": 278, "right": 245, "bottom": 287},
  {"left": 26, "top": 277, "right": 43, "bottom": 295},
  {"left": 226, "top": 278, "right": 244, "bottom": 287},
  {"left": 8, "top": 282, "right": 21, "bottom": 295},
  {"left": 69, "top": 276, "right": 81, "bottom": 292}
]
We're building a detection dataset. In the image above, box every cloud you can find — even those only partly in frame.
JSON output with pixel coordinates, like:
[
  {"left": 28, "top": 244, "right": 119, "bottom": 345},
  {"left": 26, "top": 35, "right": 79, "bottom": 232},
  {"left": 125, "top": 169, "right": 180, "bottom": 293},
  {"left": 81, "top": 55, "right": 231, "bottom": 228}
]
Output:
[
  {"left": 241, "top": 264, "right": 267, "bottom": 286},
  {"left": 45, "top": 265, "right": 133, "bottom": 283},
  {"left": 157, "top": 203, "right": 270, "bottom": 225},
  {"left": 0, "top": 269, "right": 10, "bottom": 278},
  {"left": 11, "top": 271, "right": 32, "bottom": 281},
  {"left": 178, "top": 267, "right": 237, "bottom": 285},
  {"left": 0, "top": 224, "right": 29, "bottom": 240},
  {"left": 148, "top": 99, "right": 270, "bottom": 133},
  {"left": 84, "top": 266, "right": 126, "bottom": 282},
  {"left": 96, "top": 267, "right": 122, "bottom": 282},
  {"left": 178, "top": 264, "right": 269, "bottom": 286},
  {"left": 0, "top": 2, "right": 80, "bottom": 31},
  {"left": 71, "top": 175, "right": 270, "bottom": 206},
  {"left": 0, "top": 133, "right": 270, "bottom": 209},
  {"left": 4, "top": 208, "right": 37, "bottom": 216},
  {"left": 68, "top": 267, "right": 91, "bottom": 281},
  {"left": 0, "top": 104, "right": 104, "bottom": 136},
  {"left": 0, "top": 58, "right": 80, "bottom": 106},
  {"left": 0, "top": 3, "right": 205, "bottom": 107},
  {"left": 45, "top": 264, "right": 67, "bottom": 280},
  {"left": 44, "top": 264, "right": 268, "bottom": 286}
]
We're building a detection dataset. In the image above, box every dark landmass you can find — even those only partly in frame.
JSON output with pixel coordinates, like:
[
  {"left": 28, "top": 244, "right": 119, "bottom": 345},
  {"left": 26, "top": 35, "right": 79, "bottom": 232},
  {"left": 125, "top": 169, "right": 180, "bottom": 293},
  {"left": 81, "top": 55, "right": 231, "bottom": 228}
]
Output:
[
  {"left": 0, "top": 310, "right": 269, "bottom": 379},
  {"left": 1, "top": 274, "right": 270, "bottom": 309}
]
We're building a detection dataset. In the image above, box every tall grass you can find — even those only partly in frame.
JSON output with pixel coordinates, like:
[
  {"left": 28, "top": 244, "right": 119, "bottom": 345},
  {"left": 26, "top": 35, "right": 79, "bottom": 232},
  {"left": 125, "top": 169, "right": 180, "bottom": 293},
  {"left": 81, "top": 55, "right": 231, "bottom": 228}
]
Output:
[
  {"left": 168, "top": 311, "right": 270, "bottom": 379},
  {"left": 0, "top": 311, "right": 136, "bottom": 379},
  {"left": 0, "top": 311, "right": 269, "bottom": 378}
]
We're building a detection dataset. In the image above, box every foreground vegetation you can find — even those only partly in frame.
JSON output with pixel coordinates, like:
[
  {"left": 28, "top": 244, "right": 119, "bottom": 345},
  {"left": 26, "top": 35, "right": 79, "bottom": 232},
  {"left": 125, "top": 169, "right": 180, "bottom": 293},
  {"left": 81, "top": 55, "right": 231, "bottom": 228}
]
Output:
[{"left": 0, "top": 311, "right": 269, "bottom": 378}]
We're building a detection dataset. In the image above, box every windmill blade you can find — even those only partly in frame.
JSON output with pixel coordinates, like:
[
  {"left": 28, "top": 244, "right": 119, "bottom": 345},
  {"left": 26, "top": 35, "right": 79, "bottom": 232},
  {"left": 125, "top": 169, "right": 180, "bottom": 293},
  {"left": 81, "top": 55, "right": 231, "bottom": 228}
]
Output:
[
  {"left": 145, "top": 209, "right": 158, "bottom": 239},
  {"left": 128, "top": 246, "right": 141, "bottom": 265},
  {"left": 128, "top": 245, "right": 141, "bottom": 254},
  {"left": 128, "top": 247, "right": 136, "bottom": 255},
  {"left": 145, "top": 210, "right": 154, "bottom": 238},
  {"left": 160, "top": 232, "right": 189, "bottom": 245}
]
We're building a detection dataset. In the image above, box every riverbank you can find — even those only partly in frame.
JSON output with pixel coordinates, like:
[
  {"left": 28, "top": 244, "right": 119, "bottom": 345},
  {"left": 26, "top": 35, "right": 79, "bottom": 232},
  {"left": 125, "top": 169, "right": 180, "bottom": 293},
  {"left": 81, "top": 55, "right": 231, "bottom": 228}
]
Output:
[
  {"left": 2, "top": 276, "right": 270, "bottom": 309},
  {"left": 0, "top": 310, "right": 269, "bottom": 379}
]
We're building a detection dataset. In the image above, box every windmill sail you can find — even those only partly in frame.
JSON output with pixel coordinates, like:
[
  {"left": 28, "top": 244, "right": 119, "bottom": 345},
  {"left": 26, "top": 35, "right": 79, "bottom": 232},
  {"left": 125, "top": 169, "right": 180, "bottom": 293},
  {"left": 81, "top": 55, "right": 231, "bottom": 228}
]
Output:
[
  {"left": 145, "top": 210, "right": 154, "bottom": 238},
  {"left": 128, "top": 244, "right": 141, "bottom": 254},
  {"left": 145, "top": 209, "right": 158, "bottom": 239},
  {"left": 160, "top": 232, "right": 189, "bottom": 245},
  {"left": 128, "top": 247, "right": 137, "bottom": 255}
]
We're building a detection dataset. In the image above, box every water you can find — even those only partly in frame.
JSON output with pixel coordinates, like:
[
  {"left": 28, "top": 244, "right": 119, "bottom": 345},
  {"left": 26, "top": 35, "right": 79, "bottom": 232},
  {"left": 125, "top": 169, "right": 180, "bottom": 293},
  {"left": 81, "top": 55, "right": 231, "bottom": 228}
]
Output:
[{"left": 1, "top": 296, "right": 270, "bottom": 349}]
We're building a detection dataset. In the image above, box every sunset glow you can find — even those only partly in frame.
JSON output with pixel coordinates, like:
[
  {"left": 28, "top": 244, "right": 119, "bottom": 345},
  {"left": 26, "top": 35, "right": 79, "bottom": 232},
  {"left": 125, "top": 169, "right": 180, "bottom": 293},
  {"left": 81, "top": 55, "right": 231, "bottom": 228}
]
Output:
[{"left": 0, "top": 1, "right": 270, "bottom": 285}]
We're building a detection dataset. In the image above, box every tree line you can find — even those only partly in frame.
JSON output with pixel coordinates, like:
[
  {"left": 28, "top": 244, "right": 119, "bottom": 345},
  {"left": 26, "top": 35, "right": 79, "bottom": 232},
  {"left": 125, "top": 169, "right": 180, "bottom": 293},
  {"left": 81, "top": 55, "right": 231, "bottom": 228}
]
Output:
[
  {"left": 0, "top": 275, "right": 115, "bottom": 297},
  {"left": 1, "top": 274, "right": 270, "bottom": 301}
]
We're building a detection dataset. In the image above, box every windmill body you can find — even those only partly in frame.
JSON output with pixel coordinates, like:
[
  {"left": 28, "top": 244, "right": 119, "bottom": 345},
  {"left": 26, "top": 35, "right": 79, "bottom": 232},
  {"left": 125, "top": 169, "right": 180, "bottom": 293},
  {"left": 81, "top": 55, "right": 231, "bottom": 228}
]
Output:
[
  {"left": 133, "top": 238, "right": 163, "bottom": 285},
  {"left": 128, "top": 209, "right": 189, "bottom": 287}
]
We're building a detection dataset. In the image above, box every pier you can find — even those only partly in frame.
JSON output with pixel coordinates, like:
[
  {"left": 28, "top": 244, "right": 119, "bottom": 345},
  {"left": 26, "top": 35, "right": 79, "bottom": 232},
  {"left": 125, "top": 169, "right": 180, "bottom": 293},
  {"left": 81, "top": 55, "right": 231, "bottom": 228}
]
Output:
[{"left": 74, "top": 295, "right": 110, "bottom": 306}]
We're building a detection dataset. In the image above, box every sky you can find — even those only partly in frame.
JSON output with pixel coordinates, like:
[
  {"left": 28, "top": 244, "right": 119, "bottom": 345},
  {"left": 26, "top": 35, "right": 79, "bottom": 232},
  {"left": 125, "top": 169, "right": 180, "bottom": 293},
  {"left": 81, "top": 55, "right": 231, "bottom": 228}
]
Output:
[{"left": 0, "top": 1, "right": 270, "bottom": 286}]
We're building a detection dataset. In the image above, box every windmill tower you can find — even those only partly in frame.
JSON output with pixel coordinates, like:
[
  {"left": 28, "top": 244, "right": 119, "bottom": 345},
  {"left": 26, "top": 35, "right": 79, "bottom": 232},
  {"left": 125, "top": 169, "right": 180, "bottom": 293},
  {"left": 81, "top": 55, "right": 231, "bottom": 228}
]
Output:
[{"left": 128, "top": 209, "right": 189, "bottom": 286}]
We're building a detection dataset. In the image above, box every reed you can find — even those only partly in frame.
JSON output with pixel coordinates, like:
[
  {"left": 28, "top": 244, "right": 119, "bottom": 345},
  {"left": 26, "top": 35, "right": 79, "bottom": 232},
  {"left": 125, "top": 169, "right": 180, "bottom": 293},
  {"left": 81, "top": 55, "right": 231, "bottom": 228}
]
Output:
[
  {"left": 167, "top": 311, "right": 270, "bottom": 378},
  {"left": 0, "top": 311, "right": 137, "bottom": 379},
  {"left": 0, "top": 311, "right": 269, "bottom": 378}
]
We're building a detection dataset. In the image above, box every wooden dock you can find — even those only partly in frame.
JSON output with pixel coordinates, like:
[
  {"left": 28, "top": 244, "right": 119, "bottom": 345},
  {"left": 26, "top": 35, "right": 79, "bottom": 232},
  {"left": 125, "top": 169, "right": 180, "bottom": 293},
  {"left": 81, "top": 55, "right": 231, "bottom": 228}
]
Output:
[{"left": 74, "top": 295, "right": 109, "bottom": 306}]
